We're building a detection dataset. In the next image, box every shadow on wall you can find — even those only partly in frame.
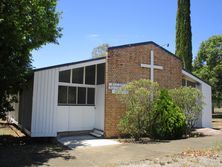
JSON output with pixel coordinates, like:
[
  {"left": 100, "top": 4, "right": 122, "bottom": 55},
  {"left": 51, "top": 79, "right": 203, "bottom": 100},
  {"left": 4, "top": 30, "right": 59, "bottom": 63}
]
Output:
[{"left": 0, "top": 135, "right": 75, "bottom": 166}]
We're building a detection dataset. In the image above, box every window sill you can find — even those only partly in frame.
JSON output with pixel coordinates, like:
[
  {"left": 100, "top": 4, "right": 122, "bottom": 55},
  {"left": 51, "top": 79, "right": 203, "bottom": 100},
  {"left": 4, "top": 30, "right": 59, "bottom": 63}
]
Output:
[{"left": 58, "top": 104, "right": 95, "bottom": 107}]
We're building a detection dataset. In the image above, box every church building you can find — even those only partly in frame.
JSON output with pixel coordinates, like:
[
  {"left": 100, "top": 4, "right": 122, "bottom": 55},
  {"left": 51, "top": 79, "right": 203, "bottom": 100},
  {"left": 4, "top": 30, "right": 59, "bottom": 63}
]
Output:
[{"left": 9, "top": 41, "right": 212, "bottom": 137}]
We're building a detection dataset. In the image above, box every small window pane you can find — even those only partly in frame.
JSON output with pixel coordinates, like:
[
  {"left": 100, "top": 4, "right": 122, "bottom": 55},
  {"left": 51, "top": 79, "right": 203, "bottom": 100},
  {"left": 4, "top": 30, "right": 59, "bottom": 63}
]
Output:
[
  {"left": 87, "top": 88, "right": 95, "bottom": 105},
  {"left": 97, "top": 63, "right": 105, "bottom": 85},
  {"left": 58, "top": 86, "right": 68, "bottom": 104},
  {"left": 77, "top": 87, "right": 86, "bottom": 104},
  {"left": 59, "top": 70, "right": 70, "bottom": 83},
  {"left": 182, "top": 79, "right": 186, "bottom": 86},
  {"left": 68, "top": 87, "right": 76, "bottom": 104},
  {"left": 85, "top": 65, "right": 95, "bottom": 85},
  {"left": 72, "top": 67, "right": 83, "bottom": 84},
  {"left": 187, "top": 81, "right": 196, "bottom": 88}
]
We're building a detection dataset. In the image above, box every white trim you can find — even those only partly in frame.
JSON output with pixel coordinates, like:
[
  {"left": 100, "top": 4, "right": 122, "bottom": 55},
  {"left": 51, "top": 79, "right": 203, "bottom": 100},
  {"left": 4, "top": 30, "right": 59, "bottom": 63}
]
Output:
[
  {"left": 182, "top": 70, "right": 204, "bottom": 85},
  {"left": 57, "top": 59, "right": 106, "bottom": 72},
  {"left": 58, "top": 82, "right": 96, "bottom": 88}
]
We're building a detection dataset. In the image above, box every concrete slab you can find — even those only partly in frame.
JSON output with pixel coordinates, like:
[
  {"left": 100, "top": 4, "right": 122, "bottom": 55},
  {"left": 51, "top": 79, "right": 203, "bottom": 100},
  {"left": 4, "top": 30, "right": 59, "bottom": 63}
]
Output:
[
  {"left": 193, "top": 128, "right": 222, "bottom": 136},
  {"left": 57, "top": 135, "right": 121, "bottom": 149}
]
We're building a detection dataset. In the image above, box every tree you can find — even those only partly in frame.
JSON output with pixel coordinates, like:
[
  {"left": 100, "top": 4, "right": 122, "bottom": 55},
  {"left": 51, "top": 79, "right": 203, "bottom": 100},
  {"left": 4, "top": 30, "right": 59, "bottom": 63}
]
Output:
[
  {"left": 117, "top": 79, "right": 160, "bottom": 140},
  {"left": 92, "top": 43, "right": 109, "bottom": 58},
  {"left": 176, "top": 0, "right": 193, "bottom": 71},
  {"left": 150, "top": 89, "right": 186, "bottom": 139},
  {"left": 193, "top": 35, "right": 222, "bottom": 107},
  {"left": 169, "top": 87, "right": 203, "bottom": 133},
  {"left": 0, "top": 0, "right": 62, "bottom": 119}
]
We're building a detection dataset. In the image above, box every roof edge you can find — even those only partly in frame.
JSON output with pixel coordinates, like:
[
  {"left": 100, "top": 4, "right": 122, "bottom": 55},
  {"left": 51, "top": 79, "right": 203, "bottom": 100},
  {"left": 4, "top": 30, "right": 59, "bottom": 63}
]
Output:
[
  {"left": 182, "top": 68, "right": 211, "bottom": 86},
  {"left": 33, "top": 56, "right": 106, "bottom": 72},
  {"left": 108, "top": 41, "right": 182, "bottom": 61}
]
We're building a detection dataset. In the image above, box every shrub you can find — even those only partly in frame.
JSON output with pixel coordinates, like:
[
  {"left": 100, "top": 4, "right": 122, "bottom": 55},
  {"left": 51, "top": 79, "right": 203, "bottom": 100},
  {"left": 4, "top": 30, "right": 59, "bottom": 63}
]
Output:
[
  {"left": 117, "top": 79, "right": 160, "bottom": 140},
  {"left": 149, "top": 89, "right": 186, "bottom": 140},
  {"left": 169, "top": 87, "right": 204, "bottom": 133}
]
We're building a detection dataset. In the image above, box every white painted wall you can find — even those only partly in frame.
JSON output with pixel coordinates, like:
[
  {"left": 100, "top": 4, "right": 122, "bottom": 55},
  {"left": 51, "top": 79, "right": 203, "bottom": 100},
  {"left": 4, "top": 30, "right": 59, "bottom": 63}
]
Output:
[
  {"left": 182, "top": 70, "right": 212, "bottom": 128},
  {"left": 56, "top": 106, "right": 95, "bottom": 132},
  {"left": 31, "top": 59, "right": 106, "bottom": 137},
  {"left": 31, "top": 69, "right": 59, "bottom": 137},
  {"left": 200, "top": 83, "right": 212, "bottom": 127},
  {"left": 95, "top": 85, "right": 105, "bottom": 130}
]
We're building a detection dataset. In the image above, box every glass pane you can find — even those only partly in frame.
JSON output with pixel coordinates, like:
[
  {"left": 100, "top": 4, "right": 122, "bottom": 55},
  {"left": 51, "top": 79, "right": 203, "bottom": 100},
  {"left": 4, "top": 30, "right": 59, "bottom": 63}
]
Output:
[
  {"left": 97, "top": 63, "right": 105, "bottom": 85},
  {"left": 72, "top": 67, "right": 84, "bottom": 84},
  {"left": 87, "top": 88, "right": 95, "bottom": 105},
  {"left": 182, "top": 79, "right": 186, "bottom": 86},
  {"left": 187, "top": 81, "right": 196, "bottom": 87},
  {"left": 59, "top": 70, "right": 70, "bottom": 83},
  {"left": 77, "top": 87, "right": 86, "bottom": 104},
  {"left": 85, "top": 65, "right": 95, "bottom": 85},
  {"left": 68, "top": 87, "right": 76, "bottom": 104},
  {"left": 58, "top": 86, "right": 68, "bottom": 104}
]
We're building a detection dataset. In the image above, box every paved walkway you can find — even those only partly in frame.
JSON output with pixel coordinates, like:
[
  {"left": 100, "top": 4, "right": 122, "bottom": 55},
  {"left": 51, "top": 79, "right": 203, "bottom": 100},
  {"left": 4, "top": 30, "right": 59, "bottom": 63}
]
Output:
[
  {"left": 57, "top": 135, "right": 120, "bottom": 149},
  {"left": 46, "top": 135, "right": 222, "bottom": 167}
]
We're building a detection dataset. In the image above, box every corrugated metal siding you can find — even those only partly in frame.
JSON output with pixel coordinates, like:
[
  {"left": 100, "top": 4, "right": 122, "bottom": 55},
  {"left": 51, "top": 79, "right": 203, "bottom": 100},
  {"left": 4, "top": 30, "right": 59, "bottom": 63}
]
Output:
[
  {"left": 31, "top": 69, "right": 58, "bottom": 137},
  {"left": 31, "top": 58, "right": 106, "bottom": 137}
]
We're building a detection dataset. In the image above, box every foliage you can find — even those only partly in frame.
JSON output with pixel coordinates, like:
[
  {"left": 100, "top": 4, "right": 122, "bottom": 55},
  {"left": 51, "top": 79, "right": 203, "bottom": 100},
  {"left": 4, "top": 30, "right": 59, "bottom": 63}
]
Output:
[
  {"left": 176, "top": 0, "right": 192, "bottom": 71},
  {"left": 193, "top": 35, "right": 222, "bottom": 107},
  {"left": 169, "top": 87, "right": 203, "bottom": 133},
  {"left": 92, "top": 43, "right": 109, "bottom": 58},
  {"left": 117, "top": 79, "right": 160, "bottom": 140},
  {"left": 150, "top": 89, "right": 186, "bottom": 140},
  {"left": 0, "top": 0, "right": 62, "bottom": 119}
]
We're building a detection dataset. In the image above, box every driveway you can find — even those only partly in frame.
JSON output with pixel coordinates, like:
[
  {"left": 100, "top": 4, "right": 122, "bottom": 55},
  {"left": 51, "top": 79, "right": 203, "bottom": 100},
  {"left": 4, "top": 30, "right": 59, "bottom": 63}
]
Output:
[{"left": 46, "top": 134, "right": 222, "bottom": 167}]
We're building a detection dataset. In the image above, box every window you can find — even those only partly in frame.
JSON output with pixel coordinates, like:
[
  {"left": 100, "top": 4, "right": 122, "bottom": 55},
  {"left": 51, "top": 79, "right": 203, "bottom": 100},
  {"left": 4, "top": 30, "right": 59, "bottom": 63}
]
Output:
[
  {"left": 87, "top": 88, "right": 95, "bottom": 105},
  {"left": 187, "top": 81, "right": 196, "bottom": 88},
  {"left": 77, "top": 87, "right": 86, "bottom": 104},
  {"left": 182, "top": 79, "right": 186, "bottom": 86},
  {"left": 97, "top": 63, "right": 105, "bottom": 85},
  {"left": 72, "top": 67, "right": 84, "bottom": 84},
  {"left": 85, "top": 65, "right": 95, "bottom": 85},
  {"left": 58, "top": 86, "right": 68, "bottom": 104},
  {"left": 68, "top": 87, "right": 76, "bottom": 104},
  {"left": 59, "top": 70, "right": 71, "bottom": 83},
  {"left": 182, "top": 79, "right": 196, "bottom": 88}
]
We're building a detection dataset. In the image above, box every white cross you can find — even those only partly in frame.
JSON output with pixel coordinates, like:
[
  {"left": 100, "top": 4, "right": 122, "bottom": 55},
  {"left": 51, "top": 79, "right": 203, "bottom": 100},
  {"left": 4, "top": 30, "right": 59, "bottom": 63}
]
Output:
[{"left": 141, "top": 50, "right": 163, "bottom": 81}]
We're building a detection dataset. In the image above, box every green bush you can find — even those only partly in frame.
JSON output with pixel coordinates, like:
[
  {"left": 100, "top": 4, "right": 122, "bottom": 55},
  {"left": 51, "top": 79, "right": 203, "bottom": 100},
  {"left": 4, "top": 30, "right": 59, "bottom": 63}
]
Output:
[
  {"left": 150, "top": 89, "right": 186, "bottom": 140},
  {"left": 169, "top": 87, "right": 204, "bottom": 134},
  {"left": 117, "top": 79, "right": 160, "bottom": 140}
]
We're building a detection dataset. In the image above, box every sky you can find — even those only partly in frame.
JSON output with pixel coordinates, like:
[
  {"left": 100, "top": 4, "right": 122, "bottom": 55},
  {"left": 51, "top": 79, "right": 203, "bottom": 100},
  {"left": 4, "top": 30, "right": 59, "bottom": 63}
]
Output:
[{"left": 32, "top": 0, "right": 222, "bottom": 69}]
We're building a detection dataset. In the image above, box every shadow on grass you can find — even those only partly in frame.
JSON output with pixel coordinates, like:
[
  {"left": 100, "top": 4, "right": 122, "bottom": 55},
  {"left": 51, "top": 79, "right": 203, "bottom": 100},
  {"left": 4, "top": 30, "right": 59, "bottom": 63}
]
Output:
[{"left": 0, "top": 135, "right": 75, "bottom": 167}]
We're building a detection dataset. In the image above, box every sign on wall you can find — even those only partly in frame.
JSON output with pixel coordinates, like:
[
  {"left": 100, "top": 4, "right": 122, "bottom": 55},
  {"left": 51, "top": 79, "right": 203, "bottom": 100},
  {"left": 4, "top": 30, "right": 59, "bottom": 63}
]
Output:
[{"left": 108, "top": 83, "right": 127, "bottom": 94}]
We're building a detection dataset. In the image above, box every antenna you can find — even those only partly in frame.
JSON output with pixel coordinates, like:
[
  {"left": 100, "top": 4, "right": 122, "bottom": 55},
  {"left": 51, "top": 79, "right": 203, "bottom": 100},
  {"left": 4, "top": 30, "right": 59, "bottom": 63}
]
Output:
[{"left": 161, "top": 43, "right": 169, "bottom": 47}]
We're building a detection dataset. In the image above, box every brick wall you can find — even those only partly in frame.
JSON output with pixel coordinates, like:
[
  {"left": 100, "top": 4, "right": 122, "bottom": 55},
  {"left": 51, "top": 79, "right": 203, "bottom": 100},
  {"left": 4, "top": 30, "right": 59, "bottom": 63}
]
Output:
[{"left": 104, "top": 43, "right": 182, "bottom": 137}]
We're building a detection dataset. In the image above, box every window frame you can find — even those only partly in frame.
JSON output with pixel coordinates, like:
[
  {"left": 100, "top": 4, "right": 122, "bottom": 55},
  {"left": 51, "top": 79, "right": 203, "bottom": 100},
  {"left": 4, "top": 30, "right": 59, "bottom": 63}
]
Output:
[{"left": 57, "top": 63, "right": 105, "bottom": 106}]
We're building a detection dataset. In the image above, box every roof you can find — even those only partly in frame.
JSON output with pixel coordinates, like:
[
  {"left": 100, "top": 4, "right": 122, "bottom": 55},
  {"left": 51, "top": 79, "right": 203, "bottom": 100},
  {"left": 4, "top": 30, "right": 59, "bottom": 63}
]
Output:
[
  {"left": 33, "top": 56, "right": 106, "bottom": 72},
  {"left": 182, "top": 68, "right": 211, "bottom": 86}
]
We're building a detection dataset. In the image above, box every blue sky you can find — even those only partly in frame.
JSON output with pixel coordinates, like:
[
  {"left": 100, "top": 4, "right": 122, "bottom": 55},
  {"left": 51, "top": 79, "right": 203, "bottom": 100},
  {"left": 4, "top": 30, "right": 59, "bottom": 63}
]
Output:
[{"left": 32, "top": 0, "right": 222, "bottom": 68}]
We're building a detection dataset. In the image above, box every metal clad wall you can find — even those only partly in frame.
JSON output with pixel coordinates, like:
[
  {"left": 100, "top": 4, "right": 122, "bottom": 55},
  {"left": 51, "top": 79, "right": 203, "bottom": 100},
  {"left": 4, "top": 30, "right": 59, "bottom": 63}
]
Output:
[
  {"left": 31, "top": 59, "right": 106, "bottom": 137},
  {"left": 31, "top": 69, "right": 59, "bottom": 137}
]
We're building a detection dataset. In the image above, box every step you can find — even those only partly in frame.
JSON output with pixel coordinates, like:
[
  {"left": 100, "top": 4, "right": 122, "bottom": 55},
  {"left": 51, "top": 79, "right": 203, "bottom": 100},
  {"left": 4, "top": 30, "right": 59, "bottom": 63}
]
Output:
[
  {"left": 90, "top": 132, "right": 103, "bottom": 138},
  {"left": 93, "top": 129, "right": 104, "bottom": 136}
]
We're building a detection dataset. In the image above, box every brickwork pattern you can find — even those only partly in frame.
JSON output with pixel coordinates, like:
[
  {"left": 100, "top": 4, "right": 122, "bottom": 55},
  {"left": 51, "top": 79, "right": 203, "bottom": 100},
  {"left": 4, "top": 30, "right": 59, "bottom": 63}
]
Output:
[{"left": 104, "top": 43, "right": 182, "bottom": 137}]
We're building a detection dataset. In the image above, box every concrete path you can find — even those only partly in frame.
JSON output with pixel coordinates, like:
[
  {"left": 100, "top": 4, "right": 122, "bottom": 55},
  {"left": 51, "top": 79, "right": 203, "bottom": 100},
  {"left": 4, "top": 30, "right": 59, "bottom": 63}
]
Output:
[
  {"left": 47, "top": 135, "right": 222, "bottom": 167},
  {"left": 57, "top": 135, "right": 121, "bottom": 149}
]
